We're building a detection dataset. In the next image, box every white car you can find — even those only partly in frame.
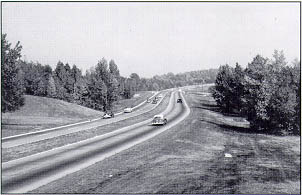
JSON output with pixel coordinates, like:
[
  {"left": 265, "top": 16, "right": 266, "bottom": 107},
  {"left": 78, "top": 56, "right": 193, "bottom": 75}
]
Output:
[
  {"left": 151, "top": 114, "right": 167, "bottom": 125},
  {"left": 124, "top": 107, "right": 133, "bottom": 113},
  {"left": 102, "top": 112, "right": 114, "bottom": 119}
]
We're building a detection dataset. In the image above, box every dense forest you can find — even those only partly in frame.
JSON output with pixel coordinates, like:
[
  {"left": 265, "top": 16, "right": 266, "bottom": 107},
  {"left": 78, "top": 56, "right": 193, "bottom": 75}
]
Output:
[
  {"left": 1, "top": 34, "right": 217, "bottom": 113},
  {"left": 211, "top": 50, "right": 300, "bottom": 135}
]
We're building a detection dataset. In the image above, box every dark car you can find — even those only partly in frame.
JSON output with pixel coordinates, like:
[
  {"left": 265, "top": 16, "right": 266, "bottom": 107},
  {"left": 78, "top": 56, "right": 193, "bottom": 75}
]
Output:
[
  {"left": 152, "top": 99, "right": 158, "bottom": 104},
  {"left": 177, "top": 98, "right": 182, "bottom": 103}
]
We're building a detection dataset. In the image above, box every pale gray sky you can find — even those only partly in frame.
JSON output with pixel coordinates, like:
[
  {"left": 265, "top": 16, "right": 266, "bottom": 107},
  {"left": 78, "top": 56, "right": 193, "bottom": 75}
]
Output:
[{"left": 2, "top": 2, "right": 300, "bottom": 78}]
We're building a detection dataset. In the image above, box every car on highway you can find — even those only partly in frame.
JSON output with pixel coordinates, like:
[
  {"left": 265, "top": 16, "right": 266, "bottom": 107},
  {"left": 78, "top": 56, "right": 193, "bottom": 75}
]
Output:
[
  {"left": 152, "top": 99, "right": 158, "bottom": 104},
  {"left": 124, "top": 107, "right": 133, "bottom": 113},
  {"left": 151, "top": 114, "right": 167, "bottom": 125},
  {"left": 147, "top": 98, "right": 151, "bottom": 103},
  {"left": 177, "top": 98, "right": 183, "bottom": 103},
  {"left": 102, "top": 111, "right": 114, "bottom": 119},
  {"left": 157, "top": 94, "right": 163, "bottom": 98}
]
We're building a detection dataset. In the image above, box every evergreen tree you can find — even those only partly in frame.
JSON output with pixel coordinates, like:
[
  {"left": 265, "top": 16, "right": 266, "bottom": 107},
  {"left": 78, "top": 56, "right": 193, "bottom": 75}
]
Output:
[
  {"left": 1, "top": 34, "right": 24, "bottom": 112},
  {"left": 242, "top": 55, "right": 270, "bottom": 130},
  {"left": 47, "top": 75, "right": 57, "bottom": 98},
  {"left": 53, "top": 61, "right": 68, "bottom": 100},
  {"left": 130, "top": 73, "right": 140, "bottom": 91},
  {"left": 87, "top": 73, "right": 108, "bottom": 111},
  {"left": 70, "top": 65, "right": 85, "bottom": 103},
  {"left": 106, "top": 74, "right": 119, "bottom": 110},
  {"left": 109, "top": 59, "right": 120, "bottom": 77},
  {"left": 267, "top": 66, "right": 298, "bottom": 134},
  {"left": 233, "top": 63, "right": 245, "bottom": 113},
  {"left": 292, "top": 60, "right": 301, "bottom": 135},
  {"left": 18, "top": 60, "right": 36, "bottom": 95},
  {"left": 35, "top": 79, "right": 46, "bottom": 96},
  {"left": 211, "top": 64, "right": 235, "bottom": 113},
  {"left": 96, "top": 58, "right": 109, "bottom": 84},
  {"left": 118, "top": 77, "right": 126, "bottom": 97},
  {"left": 265, "top": 53, "right": 299, "bottom": 135},
  {"left": 124, "top": 78, "right": 134, "bottom": 99}
]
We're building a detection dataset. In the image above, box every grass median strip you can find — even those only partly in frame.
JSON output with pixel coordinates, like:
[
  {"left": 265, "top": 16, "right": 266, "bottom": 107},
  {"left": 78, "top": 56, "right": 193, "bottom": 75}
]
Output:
[{"left": 2, "top": 92, "right": 172, "bottom": 162}]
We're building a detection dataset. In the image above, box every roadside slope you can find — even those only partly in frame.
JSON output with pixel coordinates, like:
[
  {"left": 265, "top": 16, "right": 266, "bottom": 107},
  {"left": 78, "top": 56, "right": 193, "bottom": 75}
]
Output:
[
  {"left": 2, "top": 92, "right": 153, "bottom": 137},
  {"left": 2, "top": 95, "right": 102, "bottom": 137}
]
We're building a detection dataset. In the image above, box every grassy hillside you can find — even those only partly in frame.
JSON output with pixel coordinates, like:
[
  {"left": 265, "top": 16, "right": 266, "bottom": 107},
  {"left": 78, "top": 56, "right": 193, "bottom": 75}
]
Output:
[
  {"left": 2, "top": 95, "right": 103, "bottom": 137},
  {"left": 2, "top": 91, "right": 154, "bottom": 137}
]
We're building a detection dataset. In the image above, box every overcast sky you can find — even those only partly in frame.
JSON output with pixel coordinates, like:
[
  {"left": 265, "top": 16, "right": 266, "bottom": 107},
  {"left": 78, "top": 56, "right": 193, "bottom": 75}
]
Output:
[{"left": 2, "top": 2, "right": 300, "bottom": 78}]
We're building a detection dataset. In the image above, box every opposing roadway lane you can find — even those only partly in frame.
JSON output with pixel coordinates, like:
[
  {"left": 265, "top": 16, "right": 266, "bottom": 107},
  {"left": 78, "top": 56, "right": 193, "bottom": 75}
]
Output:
[
  {"left": 2, "top": 91, "right": 168, "bottom": 148},
  {"left": 2, "top": 90, "right": 190, "bottom": 193}
]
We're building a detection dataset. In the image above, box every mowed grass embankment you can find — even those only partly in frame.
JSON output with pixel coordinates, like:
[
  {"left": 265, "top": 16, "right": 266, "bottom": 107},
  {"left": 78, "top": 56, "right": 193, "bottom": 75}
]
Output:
[
  {"left": 2, "top": 91, "right": 153, "bottom": 137},
  {"left": 2, "top": 95, "right": 102, "bottom": 137},
  {"left": 31, "top": 85, "right": 300, "bottom": 194}
]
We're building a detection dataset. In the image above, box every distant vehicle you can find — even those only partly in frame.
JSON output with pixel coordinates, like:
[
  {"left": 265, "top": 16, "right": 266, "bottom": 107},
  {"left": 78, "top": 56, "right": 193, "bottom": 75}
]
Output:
[
  {"left": 147, "top": 98, "right": 151, "bottom": 103},
  {"left": 124, "top": 107, "right": 133, "bottom": 113},
  {"left": 151, "top": 114, "right": 167, "bottom": 125},
  {"left": 157, "top": 94, "right": 163, "bottom": 98},
  {"left": 155, "top": 96, "right": 161, "bottom": 100},
  {"left": 152, "top": 99, "right": 158, "bottom": 104},
  {"left": 177, "top": 98, "right": 182, "bottom": 103},
  {"left": 102, "top": 111, "right": 114, "bottom": 119}
]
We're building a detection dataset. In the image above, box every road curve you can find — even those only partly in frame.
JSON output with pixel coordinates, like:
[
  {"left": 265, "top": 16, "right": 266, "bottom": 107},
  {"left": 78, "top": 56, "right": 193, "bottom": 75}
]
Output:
[
  {"left": 2, "top": 91, "right": 169, "bottom": 148},
  {"left": 2, "top": 90, "right": 190, "bottom": 193}
]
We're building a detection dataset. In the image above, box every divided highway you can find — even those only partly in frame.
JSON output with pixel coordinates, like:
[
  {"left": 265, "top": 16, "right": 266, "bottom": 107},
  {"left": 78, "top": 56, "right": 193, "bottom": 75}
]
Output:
[{"left": 2, "top": 90, "right": 190, "bottom": 193}]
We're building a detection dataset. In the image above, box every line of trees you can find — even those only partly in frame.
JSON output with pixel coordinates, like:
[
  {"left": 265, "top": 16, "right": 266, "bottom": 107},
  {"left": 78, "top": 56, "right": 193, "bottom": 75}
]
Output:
[
  {"left": 1, "top": 34, "right": 24, "bottom": 112},
  {"left": 1, "top": 34, "right": 142, "bottom": 112},
  {"left": 2, "top": 34, "right": 218, "bottom": 113},
  {"left": 211, "top": 50, "right": 300, "bottom": 135},
  {"left": 15, "top": 58, "right": 139, "bottom": 112},
  {"left": 136, "top": 69, "right": 218, "bottom": 91}
]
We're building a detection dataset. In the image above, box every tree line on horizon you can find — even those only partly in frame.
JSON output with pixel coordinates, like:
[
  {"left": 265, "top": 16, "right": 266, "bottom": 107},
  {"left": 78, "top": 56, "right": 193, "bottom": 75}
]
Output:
[
  {"left": 211, "top": 50, "right": 300, "bottom": 135},
  {"left": 1, "top": 34, "right": 217, "bottom": 113}
]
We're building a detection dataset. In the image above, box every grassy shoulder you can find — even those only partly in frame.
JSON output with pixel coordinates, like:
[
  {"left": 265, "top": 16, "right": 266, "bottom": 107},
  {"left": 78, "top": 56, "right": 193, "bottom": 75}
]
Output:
[
  {"left": 31, "top": 85, "right": 300, "bottom": 194},
  {"left": 2, "top": 92, "right": 153, "bottom": 137}
]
